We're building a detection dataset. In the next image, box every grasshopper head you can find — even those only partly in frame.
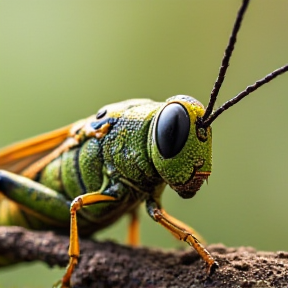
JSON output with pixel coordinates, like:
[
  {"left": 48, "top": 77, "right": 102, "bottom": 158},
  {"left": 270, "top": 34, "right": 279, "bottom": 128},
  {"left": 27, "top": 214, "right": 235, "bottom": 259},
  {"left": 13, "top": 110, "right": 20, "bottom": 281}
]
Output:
[
  {"left": 149, "top": 0, "right": 288, "bottom": 198},
  {"left": 150, "top": 95, "right": 212, "bottom": 199}
]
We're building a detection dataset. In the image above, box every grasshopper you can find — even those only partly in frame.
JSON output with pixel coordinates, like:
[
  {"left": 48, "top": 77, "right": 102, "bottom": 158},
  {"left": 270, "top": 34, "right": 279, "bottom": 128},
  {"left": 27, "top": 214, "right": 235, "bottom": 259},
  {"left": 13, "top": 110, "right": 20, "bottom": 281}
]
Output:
[{"left": 0, "top": 0, "right": 288, "bottom": 287}]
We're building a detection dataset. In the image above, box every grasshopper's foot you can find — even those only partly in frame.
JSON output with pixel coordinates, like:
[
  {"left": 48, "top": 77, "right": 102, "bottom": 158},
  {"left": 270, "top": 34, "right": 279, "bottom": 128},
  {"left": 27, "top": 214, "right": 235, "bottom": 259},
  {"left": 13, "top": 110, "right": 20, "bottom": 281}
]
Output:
[
  {"left": 52, "top": 279, "right": 71, "bottom": 288},
  {"left": 206, "top": 260, "right": 219, "bottom": 276},
  {"left": 52, "top": 280, "right": 62, "bottom": 288},
  {"left": 52, "top": 257, "right": 78, "bottom": 288}
]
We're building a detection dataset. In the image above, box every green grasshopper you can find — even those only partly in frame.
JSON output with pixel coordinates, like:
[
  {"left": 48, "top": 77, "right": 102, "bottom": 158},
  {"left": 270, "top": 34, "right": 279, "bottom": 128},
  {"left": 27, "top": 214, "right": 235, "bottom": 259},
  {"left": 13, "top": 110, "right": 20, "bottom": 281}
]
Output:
[{"left": 0, "top": 0, "right": 287, "bottom": 287}]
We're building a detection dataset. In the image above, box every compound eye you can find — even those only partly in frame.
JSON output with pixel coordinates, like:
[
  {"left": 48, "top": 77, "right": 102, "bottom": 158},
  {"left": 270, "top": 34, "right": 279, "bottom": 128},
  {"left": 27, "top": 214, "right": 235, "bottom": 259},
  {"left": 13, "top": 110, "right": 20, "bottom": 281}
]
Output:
[{"left": 156, "top": 103, "right": 190, "bottom": 159}]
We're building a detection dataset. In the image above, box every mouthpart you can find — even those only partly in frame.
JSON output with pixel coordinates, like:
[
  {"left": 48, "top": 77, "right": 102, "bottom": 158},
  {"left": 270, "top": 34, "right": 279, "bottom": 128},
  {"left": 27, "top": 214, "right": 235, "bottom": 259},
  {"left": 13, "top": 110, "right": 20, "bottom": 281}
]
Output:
[{"left": 170, "top": 171, "right": 211, "bottom": 199}]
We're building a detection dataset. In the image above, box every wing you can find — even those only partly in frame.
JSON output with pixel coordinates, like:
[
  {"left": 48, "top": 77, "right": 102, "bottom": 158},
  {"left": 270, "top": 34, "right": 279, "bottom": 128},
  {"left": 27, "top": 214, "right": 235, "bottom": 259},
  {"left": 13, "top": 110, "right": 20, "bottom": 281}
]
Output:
[
  {"left": 0, "top": 124, "right": 73, "bottom": 174},
  {"left": 0, "top": 99, "right": 153, "bottom": 175}
]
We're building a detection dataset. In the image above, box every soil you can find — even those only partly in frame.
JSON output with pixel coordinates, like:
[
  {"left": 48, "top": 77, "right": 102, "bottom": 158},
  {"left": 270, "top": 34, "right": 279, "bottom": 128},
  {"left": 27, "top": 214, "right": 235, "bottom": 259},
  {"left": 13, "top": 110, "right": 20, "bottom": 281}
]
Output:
[{"left": 0, "top": 226, "right": 287, "bottom": 288}]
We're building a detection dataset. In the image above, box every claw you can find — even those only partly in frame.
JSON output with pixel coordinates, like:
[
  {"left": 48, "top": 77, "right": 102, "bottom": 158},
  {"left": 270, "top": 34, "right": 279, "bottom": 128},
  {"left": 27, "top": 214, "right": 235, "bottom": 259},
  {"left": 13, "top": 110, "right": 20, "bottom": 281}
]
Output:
[
  {"left": 52, "top": 279, "right": 70, "bottom": 288},
  {"left": 206, "top": 260, "right": 219, "bottom": 276},
  {"left": 52, "top": 280, "right": 62, "bottom": 288}
]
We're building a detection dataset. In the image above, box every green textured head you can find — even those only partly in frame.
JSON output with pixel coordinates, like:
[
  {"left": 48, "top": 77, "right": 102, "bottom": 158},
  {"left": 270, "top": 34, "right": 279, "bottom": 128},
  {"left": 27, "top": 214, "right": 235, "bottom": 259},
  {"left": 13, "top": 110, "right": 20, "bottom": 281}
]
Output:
[
  {"left": 149, "top": 95, "right": 212, "bottom": 199},
  {"left": 148, "top": 1, "right": 288, "bottom": 198}
]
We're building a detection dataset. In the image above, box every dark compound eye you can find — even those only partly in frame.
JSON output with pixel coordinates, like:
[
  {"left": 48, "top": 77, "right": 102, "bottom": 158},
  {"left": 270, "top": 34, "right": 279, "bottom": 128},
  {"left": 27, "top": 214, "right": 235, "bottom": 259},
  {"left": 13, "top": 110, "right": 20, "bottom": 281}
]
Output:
[
  {"left": 156, "top": 103, "right": 190, "bottom": 159},
  {"left": 96, "top": 109, "right": 107, "bottom": 119}
]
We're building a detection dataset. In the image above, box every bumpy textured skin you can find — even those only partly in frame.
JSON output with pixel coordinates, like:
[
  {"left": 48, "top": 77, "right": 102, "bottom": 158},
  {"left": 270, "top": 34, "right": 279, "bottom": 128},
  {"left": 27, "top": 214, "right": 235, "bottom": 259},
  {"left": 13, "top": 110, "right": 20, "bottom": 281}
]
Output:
[{"left": 0, "top": 96, "right": 212, "bottom": 236}]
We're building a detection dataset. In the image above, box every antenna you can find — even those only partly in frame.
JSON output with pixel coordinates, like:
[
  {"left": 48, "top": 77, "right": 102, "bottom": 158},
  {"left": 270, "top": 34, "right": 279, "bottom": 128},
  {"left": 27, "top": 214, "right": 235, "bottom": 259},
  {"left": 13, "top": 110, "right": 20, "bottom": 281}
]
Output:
[
  {"left": 202, "top": 65, "right": 288, "bottom": 127},
  {"left": 197, "top": 0, "right": 288, "bottom": 129}
]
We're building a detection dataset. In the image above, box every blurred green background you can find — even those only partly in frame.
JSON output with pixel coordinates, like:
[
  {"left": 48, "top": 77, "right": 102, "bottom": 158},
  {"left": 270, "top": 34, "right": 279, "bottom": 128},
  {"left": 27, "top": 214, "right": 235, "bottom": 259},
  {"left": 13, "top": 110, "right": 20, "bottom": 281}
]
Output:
[{"left": 1, "top": 0, "right": 288, "bottom": 287}]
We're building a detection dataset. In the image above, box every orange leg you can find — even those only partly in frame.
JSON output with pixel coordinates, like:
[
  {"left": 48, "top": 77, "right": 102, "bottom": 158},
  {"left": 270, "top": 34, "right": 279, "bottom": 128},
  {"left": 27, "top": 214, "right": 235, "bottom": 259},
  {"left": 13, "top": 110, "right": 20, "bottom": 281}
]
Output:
[
  {"left": 127, "top": 209, "right": 140, "bottom": 246},
  {"left": 59, "top": 193, "right": 117, "bottom": 288},
  {"left": 147, "top": 201, "right": 218, "bottom": 275},
  {"left": 161, "top": 209, "right": 206, "bottom": 245}
]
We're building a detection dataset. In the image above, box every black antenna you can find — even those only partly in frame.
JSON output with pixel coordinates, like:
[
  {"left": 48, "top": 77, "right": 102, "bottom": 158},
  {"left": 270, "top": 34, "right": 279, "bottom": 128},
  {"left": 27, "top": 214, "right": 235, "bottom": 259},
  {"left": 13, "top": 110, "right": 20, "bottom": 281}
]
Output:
[
  {"left": 202, "top": 64, "right": 288, "bottom": 127},
  {"left": 201, "top": 0, "right": 250, "bottom": 123},
  {"left": 198, "top": 0, "right": 288, "bottom": 129}
]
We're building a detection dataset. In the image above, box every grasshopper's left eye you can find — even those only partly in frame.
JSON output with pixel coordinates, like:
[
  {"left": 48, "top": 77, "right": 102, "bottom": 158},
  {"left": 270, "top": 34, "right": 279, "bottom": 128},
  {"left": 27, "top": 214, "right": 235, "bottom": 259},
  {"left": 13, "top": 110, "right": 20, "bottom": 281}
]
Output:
[{"left": 156, "top": 103, "right": 190, "bottom": 159}]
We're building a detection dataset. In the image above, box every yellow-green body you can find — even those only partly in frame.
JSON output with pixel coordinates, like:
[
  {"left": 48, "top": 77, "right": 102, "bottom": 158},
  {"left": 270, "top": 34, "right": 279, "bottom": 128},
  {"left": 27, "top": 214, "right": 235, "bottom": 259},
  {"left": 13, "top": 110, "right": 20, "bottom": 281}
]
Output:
[{"left": 0, "top": 95, "right": 212, "bottom": 237}]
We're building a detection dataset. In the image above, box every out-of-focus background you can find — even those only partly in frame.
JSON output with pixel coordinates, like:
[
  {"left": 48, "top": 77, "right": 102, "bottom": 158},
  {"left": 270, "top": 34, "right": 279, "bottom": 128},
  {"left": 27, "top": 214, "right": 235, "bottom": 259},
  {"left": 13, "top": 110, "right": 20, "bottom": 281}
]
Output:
[{"left": 1, "top": 1, "right": 288, "bottom": 287}]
